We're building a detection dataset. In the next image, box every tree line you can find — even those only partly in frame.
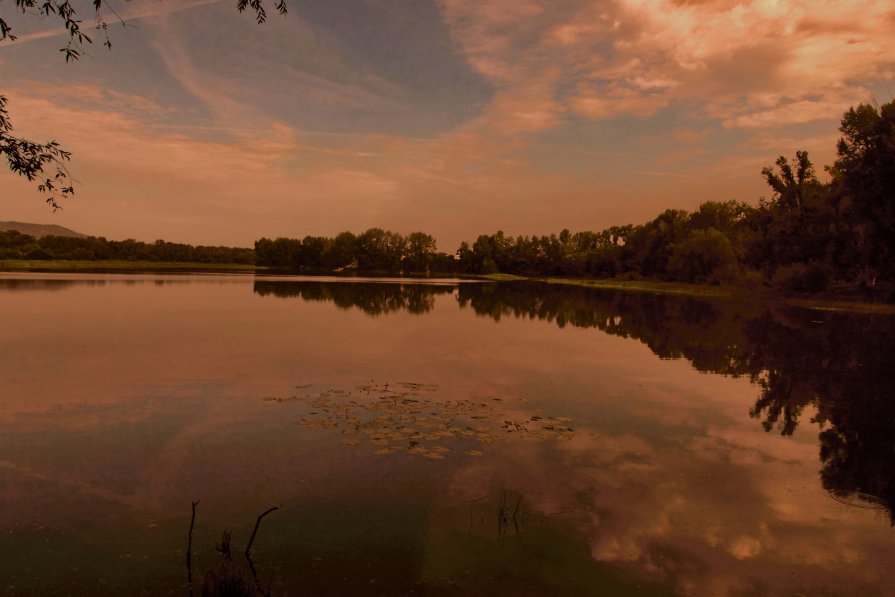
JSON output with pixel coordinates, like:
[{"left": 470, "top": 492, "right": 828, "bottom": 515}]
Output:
[
  {"left": 255, "top": 101, "right": 894, "bottom": 297},
  {"left": 254, "top": 230, "right": 456, "bottom": 274},
  {"left": 4, "top": 99, "right": 892, "bottom": 297},
  {"left": 0, "top": 230, "right": 254, "bottom": 264}
]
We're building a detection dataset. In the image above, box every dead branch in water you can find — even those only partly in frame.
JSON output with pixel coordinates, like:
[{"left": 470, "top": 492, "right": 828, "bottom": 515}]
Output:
[
  {"left": 186, "top": 502, "right": 281, "bottom": 596},
  {"left": 187, "top": 500, "right": 199, "bottom": 595},
  {"left": 245, "top": 506, "right": 281, "bottom": 560}
]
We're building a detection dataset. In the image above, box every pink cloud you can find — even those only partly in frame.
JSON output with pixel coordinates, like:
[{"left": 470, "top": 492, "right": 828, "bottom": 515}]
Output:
[
  {"left": 5, "top": 0, "right": 893, "bottom": 245},
  {"left": 437, "top": 0, "right": 895, "bottom": 133}
]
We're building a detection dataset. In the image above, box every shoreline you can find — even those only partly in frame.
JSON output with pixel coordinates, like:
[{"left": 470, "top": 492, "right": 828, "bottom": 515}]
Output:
[
  {"left": 0, "top": 259, "right": 260, "bottom": 273},
  {"left": 3, "top": 260, "right": 893, "bottom": 313},
  {"left": 532, "top": 276, "right": 895, "bottom": 314}
]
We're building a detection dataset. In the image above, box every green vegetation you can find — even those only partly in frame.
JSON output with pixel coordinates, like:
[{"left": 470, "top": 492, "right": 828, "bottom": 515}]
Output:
[
  {"left": 0, "top": 230, "right": 254, "bottom": 265},
  {"left": 254, "top": 229, "right": 452, "bottom": 275},
  {"left": 543, "top": 277, "right": 733, "bottom": 298},
  {"left": 0, "top": 260, "right": 258, "bottom": 272},
  {"left": 3, "top": 99, "right": 892, "bottom": 305},
  {"left": 540, "top": 276, "right": 895, "bottom": 313},
  {"left": 254, "top": 101, "right": 895, "bottom": 303},
  {"left": 479, "top": 273, "right": 529, "bottom": 281}
]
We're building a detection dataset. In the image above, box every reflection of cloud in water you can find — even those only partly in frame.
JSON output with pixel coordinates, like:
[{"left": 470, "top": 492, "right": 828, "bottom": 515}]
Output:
[{"left": 432, "top": 407, "right": 893, "bottom": 596}]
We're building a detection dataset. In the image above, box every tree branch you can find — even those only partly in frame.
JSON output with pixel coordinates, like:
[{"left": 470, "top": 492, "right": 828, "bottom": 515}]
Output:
[
  {"left": 0, "top": 94, "right": 74, "bottom": 210},
  {"left": 244, "top": 505, "right": 280, "bottom": 560}
]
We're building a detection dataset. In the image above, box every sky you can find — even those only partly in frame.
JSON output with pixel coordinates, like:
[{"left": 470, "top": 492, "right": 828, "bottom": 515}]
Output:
[{"left": 1, "top": 0, "right": 894, "bottom": 249}]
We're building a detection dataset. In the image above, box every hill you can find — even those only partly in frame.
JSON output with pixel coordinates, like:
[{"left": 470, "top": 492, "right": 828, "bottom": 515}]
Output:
[{"left": 0, "top": 221, "right": 88, "bottom": 238}]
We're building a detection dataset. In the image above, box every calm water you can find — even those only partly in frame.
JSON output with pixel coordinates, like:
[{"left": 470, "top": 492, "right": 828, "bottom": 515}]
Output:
[{"left": 0, "top": 273, "right": 893, "bottom": 595}]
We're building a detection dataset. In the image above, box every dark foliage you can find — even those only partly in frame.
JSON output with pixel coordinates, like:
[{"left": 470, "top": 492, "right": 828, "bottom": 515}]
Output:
[
  {"left": 0, "top": 229, "right": 254, "bottom": 263},
  {"left": 254, "top": 229, "right": 453, "bottom": 275}
]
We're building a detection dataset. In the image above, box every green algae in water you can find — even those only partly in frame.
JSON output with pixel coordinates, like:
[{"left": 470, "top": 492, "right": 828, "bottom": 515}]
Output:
[{"left": 265, "top": 381, "right": 576, "bottom": 460}]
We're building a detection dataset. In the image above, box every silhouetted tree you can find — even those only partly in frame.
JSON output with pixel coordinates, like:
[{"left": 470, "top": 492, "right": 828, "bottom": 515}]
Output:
[
  {"left": 405, "top": 232, "right": 437, "bottom": 273},
  {"left": 830, "top": 101, "right": 895, "bottom": 285}
]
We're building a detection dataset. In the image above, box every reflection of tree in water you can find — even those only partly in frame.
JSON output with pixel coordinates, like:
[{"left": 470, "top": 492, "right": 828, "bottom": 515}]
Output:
[
  {"left": 723, "top": 307, "right": 895, "bottom": 520},
  {"left": 458, "top": 282, "right": 895, "bottom": 524},
  {"left": 0, "top": 279, "right": 111, "bottom": 292},
  {"left": 253, "top": 278, "right": 894, "bottom": 522},
  {"left": 458, "top": 282, "right": 762, "bottom": 375},
  {"left": 253, "top": 280, "right": 454, "bottom": 315},
  {"left": 0, "top": 278, "right": 206, "bottom": 291}
]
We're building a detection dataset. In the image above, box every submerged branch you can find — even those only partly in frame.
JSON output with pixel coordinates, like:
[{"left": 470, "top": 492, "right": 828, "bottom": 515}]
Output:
[
  {"left": 186, "top": 500, "right": 199, "bottom": 595},
  {"left": 245, "top": 506, "right": 281, "bottom": 560}
]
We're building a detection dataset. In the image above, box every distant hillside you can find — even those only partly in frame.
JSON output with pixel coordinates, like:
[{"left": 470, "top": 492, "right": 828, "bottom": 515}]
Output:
[{"left": 0, "top": 221, "right": 88, "bottom": 238}]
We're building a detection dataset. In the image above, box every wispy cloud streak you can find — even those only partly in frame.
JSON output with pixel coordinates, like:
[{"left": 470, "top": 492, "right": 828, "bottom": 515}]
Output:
[{"left": 0, "top": 0, "right": 223, "bottom": 47}]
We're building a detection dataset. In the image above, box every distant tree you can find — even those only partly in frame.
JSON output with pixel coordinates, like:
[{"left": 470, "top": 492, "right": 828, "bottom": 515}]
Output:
[
  {"left": 301, "top": 235, "right": 327, "bottom": 270},
  {"left": 405, "top": 232, "right": 437, "bottom": 273},
  {"left": 666, "top": 228, "right": 737, "bottom": 284},
  {"left": 321, "top": 231, "right": 358, "bottom": 270},
  {"left": 626, "top": 209, "right": 689, "bottom": 278},
  {"left": 356, "top": 228, "right": 406, "bottom": 272},
  {"left": 751, "top": 152, "right": 842, "bottom": 279},
  {"left": 761, "top": 151, "right": 821, "bottom": 216},
  {"left": 456, "top": 241, "right": 477, "bottom": 273},
  {"left": 688, "top": 200, "right": 752, "bottom": 235},
  {"left": 254, "top": 237, "right": 300, "bottom": 267},
  {"left": 469, "top": 233, "right": 501, "bottom": 274},
  {"left": 1, "top": 0, "right": 288, "bottom": 208}
]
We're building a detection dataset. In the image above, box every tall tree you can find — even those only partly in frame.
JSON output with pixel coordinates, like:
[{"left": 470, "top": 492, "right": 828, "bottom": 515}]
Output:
[
  {"left": 405, "top": 232, "right": 437, "bottom": 273},
  {"left": 830, "top": 100, "right": 895, "bottom": 284},
  {"left": 760, "top": 151, "right": 820, "bottom": 216}
]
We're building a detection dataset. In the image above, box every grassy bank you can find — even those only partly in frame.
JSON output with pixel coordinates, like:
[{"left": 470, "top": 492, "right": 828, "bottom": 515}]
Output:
[
  {"left": 540, "top": 276, "right": 895, "bottom": 313},
  {"left": 0, "top": 260, "right": 260, "bottom": 272},
  {"left": 479, "top": 273, "right": 530, "bottom": 282},
  {"left": 778, "top": 296, "right": 895, "bottom": 314},
  {"left": 543, "top": 277, "right": 733, "bottom": 298}
]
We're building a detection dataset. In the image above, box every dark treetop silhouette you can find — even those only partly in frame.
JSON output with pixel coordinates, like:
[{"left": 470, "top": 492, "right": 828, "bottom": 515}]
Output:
[{"left": 252, "top": 101, "right": 895, "bottom": 298}]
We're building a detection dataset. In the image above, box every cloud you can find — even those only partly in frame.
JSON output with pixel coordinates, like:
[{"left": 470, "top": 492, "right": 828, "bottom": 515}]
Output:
[
  {"left": 5, "top": 0, "right": 893, "bottom": 246},
  {"left": 436, "top": 0, "right": 895, "bottom": 135}
]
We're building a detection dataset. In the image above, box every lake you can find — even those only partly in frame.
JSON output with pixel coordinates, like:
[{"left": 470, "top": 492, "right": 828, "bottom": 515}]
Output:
[{"left": 0, "top": 273, "right": 892, "bottom": 595}]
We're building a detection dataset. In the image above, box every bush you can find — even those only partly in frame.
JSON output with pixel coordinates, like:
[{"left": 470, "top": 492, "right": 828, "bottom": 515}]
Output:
[
  {"left": 480, "top": 257, "right": 498, "bottom": 274},
  {"left": 23, "top": 245, "right": 54, "bottom": 260},
  {"left": 734, "top": 269, "right": 765, "bottom": 290},
  {"left": 772, "top": 262, "right": 833, "bottom": 293}
]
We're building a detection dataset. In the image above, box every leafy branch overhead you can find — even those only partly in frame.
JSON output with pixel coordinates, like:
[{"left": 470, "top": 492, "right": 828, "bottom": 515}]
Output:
[
  {"left": 0, "top": 95, "right": 72, "bottom": 210},
  {"left": 0, "top": 0, "right": 288, "bottom": 208}
]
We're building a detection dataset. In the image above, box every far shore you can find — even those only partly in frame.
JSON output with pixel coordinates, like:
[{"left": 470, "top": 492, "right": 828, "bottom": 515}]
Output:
[
  {"left": 2, "top": 260, "right": 893, "bottom": 313},
  {"left": 0, "top": 259, "right": 260, "bottom": 272}
]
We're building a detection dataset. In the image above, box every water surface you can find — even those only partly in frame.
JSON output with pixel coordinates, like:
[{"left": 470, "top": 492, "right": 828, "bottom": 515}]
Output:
[{"left": 0, "top": 273, "right": 892, "bottom": 595}]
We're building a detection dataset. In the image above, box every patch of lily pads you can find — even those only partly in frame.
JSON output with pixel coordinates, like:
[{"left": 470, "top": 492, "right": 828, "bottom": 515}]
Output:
[{"left": 264, "top": 381, "right": 575, "bottom": 460}]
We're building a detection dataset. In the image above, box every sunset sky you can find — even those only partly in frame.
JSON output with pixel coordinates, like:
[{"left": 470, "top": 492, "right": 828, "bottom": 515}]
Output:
[{"left": 1, "top": 0, "right": 894, "bottom": 249}]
